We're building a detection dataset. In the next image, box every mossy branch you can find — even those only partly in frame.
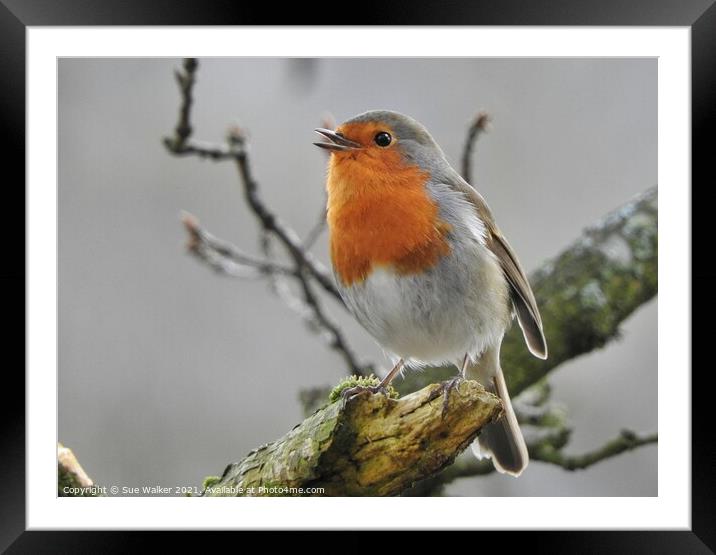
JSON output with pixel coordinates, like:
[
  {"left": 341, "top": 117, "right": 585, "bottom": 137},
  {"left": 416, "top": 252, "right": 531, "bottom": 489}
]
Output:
[{"left": 202, "top": 380, "right": 501, "bottom": 496}]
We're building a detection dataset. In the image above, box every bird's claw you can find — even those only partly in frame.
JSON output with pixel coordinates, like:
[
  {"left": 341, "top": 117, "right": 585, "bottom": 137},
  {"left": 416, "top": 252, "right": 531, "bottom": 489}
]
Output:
[
  {"left": 340, "top": 384, "right": 389, "bottom": 406},
  {"left": 441, "top": 377, "right": 464, "bottom": 418}
]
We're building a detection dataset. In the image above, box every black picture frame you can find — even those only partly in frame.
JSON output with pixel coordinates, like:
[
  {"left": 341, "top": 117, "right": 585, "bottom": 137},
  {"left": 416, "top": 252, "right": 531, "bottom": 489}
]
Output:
[{"left": 4, "top": 1, "right": 712, "bottom": 550}]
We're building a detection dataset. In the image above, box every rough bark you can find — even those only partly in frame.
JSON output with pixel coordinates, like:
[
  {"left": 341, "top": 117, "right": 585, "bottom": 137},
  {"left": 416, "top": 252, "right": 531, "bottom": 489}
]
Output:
[{"left": 202, "top": 380, "right": 502, "bottom": 496}]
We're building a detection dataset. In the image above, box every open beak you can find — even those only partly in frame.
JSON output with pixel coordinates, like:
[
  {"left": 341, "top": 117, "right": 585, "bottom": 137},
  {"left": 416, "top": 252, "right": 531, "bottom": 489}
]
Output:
[{"left": 313, "top": 128, "right": 361, "bottom": 152}]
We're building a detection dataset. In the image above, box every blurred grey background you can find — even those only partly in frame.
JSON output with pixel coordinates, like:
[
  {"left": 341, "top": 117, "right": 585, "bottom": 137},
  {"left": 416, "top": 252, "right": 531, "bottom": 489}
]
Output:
[{"left": 58, "top": 58, "right": 657, "bottom": 496}]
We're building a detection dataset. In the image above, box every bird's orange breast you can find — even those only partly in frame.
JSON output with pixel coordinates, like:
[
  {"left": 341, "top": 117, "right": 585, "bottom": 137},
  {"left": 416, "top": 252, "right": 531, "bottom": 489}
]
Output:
[{"left": 326, "top": 150, "right": 452, "bottom": 286}]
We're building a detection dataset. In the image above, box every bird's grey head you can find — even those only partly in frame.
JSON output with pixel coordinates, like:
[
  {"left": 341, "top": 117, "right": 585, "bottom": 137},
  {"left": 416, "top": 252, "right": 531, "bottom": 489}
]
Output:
[
  {"left": 313, "top": 110, "right": 450, "bottom": 174},
  {"left": 344, "top": 110, "right": 437, "bottom": 146}
]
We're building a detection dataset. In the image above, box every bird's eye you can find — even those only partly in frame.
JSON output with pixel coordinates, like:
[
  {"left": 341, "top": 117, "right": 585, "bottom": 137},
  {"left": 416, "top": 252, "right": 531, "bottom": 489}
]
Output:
[{"left": 374, "top": 132, "right": 392, "bottom": 147}]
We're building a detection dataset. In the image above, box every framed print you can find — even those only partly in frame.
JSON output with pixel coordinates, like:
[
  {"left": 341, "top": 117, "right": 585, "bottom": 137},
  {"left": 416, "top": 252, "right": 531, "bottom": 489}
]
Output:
[{"left": 6, "top": 0, "right": 714, "bottom": 550}]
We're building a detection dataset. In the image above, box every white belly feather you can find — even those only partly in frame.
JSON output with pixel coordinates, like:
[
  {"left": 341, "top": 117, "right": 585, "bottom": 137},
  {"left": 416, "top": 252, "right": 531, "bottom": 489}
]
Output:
[{"left": 338, "top": 240, "right": 510, "bottom": 367}]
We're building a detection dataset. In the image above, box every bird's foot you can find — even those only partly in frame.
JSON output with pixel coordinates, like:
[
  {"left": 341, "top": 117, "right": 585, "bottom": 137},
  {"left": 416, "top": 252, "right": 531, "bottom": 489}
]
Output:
[
  {"left": 441, "top": 376, "right": 465, "bottom": 418},
  {"left": 340, "top": 384, "right": 390, "bottom": 405}
]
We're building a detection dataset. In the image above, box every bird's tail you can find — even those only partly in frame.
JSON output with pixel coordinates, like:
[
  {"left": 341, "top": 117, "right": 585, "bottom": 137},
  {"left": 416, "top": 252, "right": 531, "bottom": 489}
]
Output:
[{"left": 465, "top": 345, "right": 528, "bottom": 477}]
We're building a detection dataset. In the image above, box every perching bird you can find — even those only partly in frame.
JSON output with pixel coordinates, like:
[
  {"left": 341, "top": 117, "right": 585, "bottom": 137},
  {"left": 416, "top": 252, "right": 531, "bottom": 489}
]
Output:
[{"left": 314, "top": 110, "right": 547, "bottom": 477}]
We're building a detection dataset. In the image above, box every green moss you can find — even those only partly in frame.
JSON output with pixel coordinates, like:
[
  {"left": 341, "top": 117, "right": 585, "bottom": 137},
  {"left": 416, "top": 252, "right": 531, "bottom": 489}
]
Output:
[
  {"left": 202, "top": 475, "right": 222, "bottom": 490},
  {"left": 328, "top": 374, "right": 399, "bottom": 404}
]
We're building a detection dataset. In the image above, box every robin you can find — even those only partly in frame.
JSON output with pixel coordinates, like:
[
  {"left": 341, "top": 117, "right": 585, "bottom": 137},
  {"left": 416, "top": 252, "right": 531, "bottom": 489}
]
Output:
[{"left": 314, "top": 110, "right": 547, "bottom": 477}]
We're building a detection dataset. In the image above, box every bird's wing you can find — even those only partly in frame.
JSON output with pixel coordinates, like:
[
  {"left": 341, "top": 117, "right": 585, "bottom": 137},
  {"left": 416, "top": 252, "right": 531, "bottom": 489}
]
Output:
[{"left": 452, "top": 178, "right": 548, "bottom": 359}]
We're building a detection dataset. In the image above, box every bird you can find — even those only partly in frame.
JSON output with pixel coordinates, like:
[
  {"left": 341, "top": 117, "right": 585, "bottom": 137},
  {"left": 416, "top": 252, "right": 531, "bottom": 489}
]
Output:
[{"left": 314, "top": 110, "right": 547, "bottom": 477}]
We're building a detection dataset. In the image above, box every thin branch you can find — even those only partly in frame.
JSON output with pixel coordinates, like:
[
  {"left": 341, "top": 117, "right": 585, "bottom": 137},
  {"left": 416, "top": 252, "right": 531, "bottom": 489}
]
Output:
[
  {"left": 182, "top": 212, "right": 295, "bottom": 279},
  {"left": 164, "top": 140, "right": 236, "bottom": 160},
  {"left": 164, "top": 58, "right": 368, "bottom": 376},
  {"left": 167, "top": 58, "right": 198, "bottom": 150},
  {"left": 531, "top": 429, "right": 658, "bottom": 471},
  {"left": 461, "top": 111, "right": 491, "bottom": 183},
  {"left": 162, "top": 59, "right": 235, "bottom": 161}
]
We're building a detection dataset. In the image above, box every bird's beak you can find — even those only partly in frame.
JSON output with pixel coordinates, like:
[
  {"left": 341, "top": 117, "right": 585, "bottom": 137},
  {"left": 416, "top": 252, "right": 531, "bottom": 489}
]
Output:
[{"left": 313, "top": 128, "right": 361, "bottom": 152}]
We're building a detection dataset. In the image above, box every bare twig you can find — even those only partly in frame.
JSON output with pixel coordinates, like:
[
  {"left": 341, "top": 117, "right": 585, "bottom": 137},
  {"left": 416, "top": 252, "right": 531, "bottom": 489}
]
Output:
[
  {"left": 164, "top": 140, "right": 236, "bottom": 160},
  {"left": 182, "top": 212, "right": 295, "bottom": 279},
  {"left": 163, "top": 59, "right": 236, "bottom": 161},
  {"left": 461, "top": 111, "right": 491, "bottom": 183},
  {"left": 167, "top": 58, "right": 198, "bottom": 151}
]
